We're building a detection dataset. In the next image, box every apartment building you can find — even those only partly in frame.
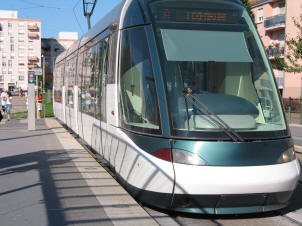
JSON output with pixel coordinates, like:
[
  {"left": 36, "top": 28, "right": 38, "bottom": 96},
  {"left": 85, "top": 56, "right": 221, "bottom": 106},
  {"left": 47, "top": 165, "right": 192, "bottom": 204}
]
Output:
[
  {"left": 250, "top": 0, "right": 302, "bottom": 98},
  {"left": 0, "top": 10, "right": 41, "bottom": 91}
]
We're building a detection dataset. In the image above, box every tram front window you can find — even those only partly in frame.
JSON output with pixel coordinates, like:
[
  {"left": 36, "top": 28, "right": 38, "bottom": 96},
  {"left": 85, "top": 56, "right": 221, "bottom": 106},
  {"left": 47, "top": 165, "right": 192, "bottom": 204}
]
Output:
[{"left": 148, "top": 0, "right": 287, "bottom": 138}]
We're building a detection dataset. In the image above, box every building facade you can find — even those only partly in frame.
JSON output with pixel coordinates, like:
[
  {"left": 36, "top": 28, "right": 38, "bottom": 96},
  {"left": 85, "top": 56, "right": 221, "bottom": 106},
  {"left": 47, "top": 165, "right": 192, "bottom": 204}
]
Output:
[
  {"left": 42, "top": 32, "right": 77, "bottom": 74},
  {"left": 0, "top": 10, "right": 41, "bottom": 91},
  {"left": 250, "top": 0, "right": 302, "bottom": 98}
]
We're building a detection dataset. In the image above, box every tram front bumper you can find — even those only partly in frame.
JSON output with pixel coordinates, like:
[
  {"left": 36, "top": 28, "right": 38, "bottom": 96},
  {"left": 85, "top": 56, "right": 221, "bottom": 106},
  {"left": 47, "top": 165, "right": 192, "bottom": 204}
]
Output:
[{"left": 171, "top": 159, "right": 300, "bottom": 214}]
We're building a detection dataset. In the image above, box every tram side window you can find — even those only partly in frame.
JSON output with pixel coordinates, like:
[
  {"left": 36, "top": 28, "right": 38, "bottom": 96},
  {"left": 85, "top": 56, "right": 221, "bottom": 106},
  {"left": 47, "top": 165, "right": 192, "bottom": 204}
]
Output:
[
  {"left": 54, "top": 66, "right": 59, "bottom": 102},
  {"left": 54, "top": 63, "right": 63, "bottom": 103},
  {"left": 96, "top": 38, "right": 109, "bottom": 122},
  {"left": 65, "top": 60, "right": 70, "bottom": 106},
  {"left": 78, "top": 53, "right": 84, "bottom": 112},
  {"left": 81, "top": 48, "right": 96, "bottom": 117},
  {"left": 69, "top": 55, "right": 76, "bottom": 108},
  {"left": 120, "top": 27, "right": 161, "bottom": 133},
  {"left": 107, "top": 32, "right": 117, "bottom": 84},
  {"left": 65, "top": 56, "right": 76, "bottom": 108}
]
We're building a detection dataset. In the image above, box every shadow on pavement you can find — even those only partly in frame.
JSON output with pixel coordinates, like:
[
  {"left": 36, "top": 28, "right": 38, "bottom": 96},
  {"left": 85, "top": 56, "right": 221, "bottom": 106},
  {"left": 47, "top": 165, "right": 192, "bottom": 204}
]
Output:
[{"left": 0, "top": 149, "right": 114, "bottom": 225}]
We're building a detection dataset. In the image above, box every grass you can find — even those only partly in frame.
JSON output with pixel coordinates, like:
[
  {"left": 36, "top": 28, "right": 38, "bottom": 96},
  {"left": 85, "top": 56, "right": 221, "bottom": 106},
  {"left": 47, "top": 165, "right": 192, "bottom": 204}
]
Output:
[
  {"left": 12, "top": 111, "right": 28, "bottom": 119},
  {"left": 5, "top": 91, "right": 54, "bottom": 119},
  {"left": 42, "top": 92, "right": 54, "bottom": 117}
]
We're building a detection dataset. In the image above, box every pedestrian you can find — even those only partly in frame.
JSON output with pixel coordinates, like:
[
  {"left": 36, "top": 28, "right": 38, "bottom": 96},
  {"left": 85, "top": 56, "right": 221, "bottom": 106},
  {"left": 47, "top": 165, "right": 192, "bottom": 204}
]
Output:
[
  {"left": 1, "top": 89, "right": 8, "bottom": 115},
  {"left": 19, "top": 87, "right": 23, "bottom": 97},
  {"left": 6, "top": 91, "right": 12, "bottom": 121},
  {"left": 36, "top": 92, "right": 43, "bottom": 119}
]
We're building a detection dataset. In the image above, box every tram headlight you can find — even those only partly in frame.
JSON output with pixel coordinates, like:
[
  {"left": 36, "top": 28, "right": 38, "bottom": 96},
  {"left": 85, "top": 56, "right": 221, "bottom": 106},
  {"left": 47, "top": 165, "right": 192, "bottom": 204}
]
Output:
[
  {"left": 172, "top": 149, "right": 208, "bottom": 166},
  {"left": 277, "top": 147, "right": 296, "bottom": 164}
]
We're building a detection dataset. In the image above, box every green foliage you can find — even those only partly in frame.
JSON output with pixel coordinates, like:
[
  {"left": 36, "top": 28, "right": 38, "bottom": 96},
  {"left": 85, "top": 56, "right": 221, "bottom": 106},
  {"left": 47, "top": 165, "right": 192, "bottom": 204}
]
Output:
[
  {"left": 42, "top": 92, "right": 54, "bottom": 117},
  {"left": 45, "top": 65, "right": 53, "bottom": 89},
  {"left": 273, "top": 15, "right": 302, "bottom": 73},
  {"left": 240, "top": 0, "right": 255, "bottom": 20}
]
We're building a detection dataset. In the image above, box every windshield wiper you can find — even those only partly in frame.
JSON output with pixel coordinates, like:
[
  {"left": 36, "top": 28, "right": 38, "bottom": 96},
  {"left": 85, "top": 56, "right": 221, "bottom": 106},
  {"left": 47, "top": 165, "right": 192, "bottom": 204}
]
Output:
[{"left": 183, "top": 88, "right": 244, "bottom": 142}]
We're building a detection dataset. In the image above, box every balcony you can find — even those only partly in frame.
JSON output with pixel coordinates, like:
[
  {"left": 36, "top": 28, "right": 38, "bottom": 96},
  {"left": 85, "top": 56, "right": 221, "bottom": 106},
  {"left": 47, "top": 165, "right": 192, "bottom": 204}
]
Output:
[
  {"left": 28, "top": 33, "right": 39, "bottom": 39},
  {"left": 27, "top": 24, "right": 39, "bottom": 31},
  {"left": 264, "top": 14, "right": 286, "bottom": 31},
  {"left": 28, "top": 63, "right": 38, "bottom": 69},
  {"left": 28, "top": 56, "right": 39, "bottom": 61},
  {"left": 266, "top": 46, "right": 284, "bottom": 59}
]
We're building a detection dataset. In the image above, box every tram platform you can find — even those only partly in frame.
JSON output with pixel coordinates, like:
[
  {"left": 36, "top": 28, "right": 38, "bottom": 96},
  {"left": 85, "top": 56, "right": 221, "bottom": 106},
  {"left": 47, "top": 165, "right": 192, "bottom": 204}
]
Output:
[{"left": 0, "top": 118, "right": 159, "bottom": 226}]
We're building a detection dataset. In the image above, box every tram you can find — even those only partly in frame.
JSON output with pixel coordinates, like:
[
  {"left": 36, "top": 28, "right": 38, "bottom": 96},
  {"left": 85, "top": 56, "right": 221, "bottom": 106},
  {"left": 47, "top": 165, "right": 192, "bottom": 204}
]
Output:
[{"left": 53, "top": 0, "right": 300, "bottom": 214}]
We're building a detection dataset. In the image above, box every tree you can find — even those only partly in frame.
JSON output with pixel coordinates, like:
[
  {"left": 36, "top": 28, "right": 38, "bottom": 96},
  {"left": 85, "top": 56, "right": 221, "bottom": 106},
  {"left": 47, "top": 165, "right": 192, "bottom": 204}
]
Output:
[
  {"left": 273, "top": 15, "right": 302, "bottom": 73},
  {"left": 44, "top": 65, "right": 53, "bottom": 89},
  {"left": 240, "top": 0, "right": 255, "bottom": 20}
]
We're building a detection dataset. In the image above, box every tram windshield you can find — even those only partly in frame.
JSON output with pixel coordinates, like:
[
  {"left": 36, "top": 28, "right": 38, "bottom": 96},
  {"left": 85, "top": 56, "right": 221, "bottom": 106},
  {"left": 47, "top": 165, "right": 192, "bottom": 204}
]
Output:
[{"left": 148, "top": 0, "right": 287, "bottom": 139}]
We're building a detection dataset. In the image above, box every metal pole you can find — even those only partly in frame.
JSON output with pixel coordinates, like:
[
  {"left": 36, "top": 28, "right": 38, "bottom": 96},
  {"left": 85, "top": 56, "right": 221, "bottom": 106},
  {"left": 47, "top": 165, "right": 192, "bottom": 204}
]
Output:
[
  {"left": 300, "top": 98, "right": 302, "bottom": 124},
  {"left": 289, "top": 97, "right": 292, "bottom": 124},
  {"left": 28, "top": 83, "right": 35, "bottom": 130},
  {"left": 42, "top": 55, "right": 45, "bottom": 92},
  {"left": 83, "top": 0, "right": 97, "bottom": 30},
  {"left": 86, "top": 14, "right": 91, "bottom": 29}
]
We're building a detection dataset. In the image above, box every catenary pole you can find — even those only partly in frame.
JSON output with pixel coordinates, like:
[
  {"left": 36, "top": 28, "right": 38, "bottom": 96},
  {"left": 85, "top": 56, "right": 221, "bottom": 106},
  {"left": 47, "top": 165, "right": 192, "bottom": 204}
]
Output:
[{"left": 82, "top": 0, "right": 97, "bottom": 29}]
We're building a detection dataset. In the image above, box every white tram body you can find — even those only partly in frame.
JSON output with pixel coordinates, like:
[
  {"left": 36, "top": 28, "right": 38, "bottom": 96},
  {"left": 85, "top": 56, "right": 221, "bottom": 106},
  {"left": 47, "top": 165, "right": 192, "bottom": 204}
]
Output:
[{"left": 53, "top": 0, "right": 300, "bottom": 214}]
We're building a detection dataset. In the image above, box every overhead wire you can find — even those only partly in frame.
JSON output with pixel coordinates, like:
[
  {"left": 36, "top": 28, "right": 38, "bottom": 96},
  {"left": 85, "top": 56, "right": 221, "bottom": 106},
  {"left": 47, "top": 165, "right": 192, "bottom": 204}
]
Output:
[
  {"left": 11, "top": 0, "right": 86, "bottom": 35},
  {"left": 73, "top": 0, "right": 85, "bottom": 34}
]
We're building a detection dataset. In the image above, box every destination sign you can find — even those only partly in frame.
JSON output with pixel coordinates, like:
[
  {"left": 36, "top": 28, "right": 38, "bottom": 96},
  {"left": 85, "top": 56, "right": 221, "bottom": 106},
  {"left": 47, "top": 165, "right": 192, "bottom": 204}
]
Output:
[{"left": 155, "top": 8, "right": 241, "bottom": 24}]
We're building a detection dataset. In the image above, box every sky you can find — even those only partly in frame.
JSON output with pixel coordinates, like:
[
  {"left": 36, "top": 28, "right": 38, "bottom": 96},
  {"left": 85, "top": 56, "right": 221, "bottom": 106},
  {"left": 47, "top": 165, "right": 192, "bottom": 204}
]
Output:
[{"left": 0, "top": 0, "right": 123, "bottom": 38}]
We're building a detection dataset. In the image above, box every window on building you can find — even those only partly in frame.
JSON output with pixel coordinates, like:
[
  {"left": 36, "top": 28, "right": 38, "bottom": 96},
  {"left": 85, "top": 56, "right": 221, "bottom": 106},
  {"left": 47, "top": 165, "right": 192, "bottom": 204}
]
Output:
[
  {"left": 18, "top": 29, "right": 25, "bottom": 34},
  {"left": 19, "top": 22, "right": 25, "bottom": 27},
  {"left": 28, "top": 45, "right": 33, "bottom": 50},
  {"left": 10, "top": 44, "right": 14, "bottom": 51},
  {"left": 19, "top": 45, "right": 25, "bottom": 50},
  {"left": 2, "top": 62, "right": 6, "bottom": 67},
  {"left": 18, "top": 68, "right": 25, "bottom": 73},
  {"left": 8, "top": 22, "right": 12, "bottom": 28},
  {"left": 0, "top": 75, "right": 3, "bottom": 82},
  {"left": 10, "top": 53, "right": 15, "bottom": 59},
  {"left": 2, "top": 53, "right": 6, "bottom": 58},
  {"left": 8, "top": 69, "right": 12, "bottom": 74},
  {"left": 19, "top": 61, "right": 25, "bottom": 66},
  {"left": 18, "top": 37, "right": 25, "bottom": 42},
  {"left": 0, "top": 37, "right": 4, "bottom": 42},
  {"left": 8, "top": 60, "right": 12, "bottom": 67},
  {"left": 19, "top": 53, "right": 25, "bottom": 58},
  {"left": 10, "top": 37, "right": 14, "bottom": 43},
  {"left": 18, "top": 75, "right": 24, "bottom": 81},
  {"left": 0, "top": 45, "right": 3, "bottom": 51},
  {"left": 258, "top": 8, "right": 264, "bottom": 23}
]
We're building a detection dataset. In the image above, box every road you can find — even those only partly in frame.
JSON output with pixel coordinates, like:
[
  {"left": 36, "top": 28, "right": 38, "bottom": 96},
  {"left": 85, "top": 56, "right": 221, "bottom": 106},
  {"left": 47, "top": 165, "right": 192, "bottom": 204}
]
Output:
[{"left": 290, "top": 124, "right": 302, "bottom": 147}]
